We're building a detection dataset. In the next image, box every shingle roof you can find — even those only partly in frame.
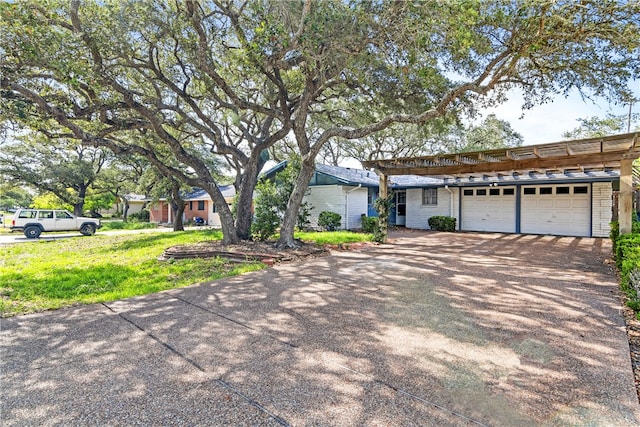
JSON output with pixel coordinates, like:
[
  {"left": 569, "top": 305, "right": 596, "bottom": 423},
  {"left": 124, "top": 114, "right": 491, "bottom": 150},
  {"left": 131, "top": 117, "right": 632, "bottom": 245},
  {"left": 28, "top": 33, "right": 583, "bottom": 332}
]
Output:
[{"left": 183, "top": 185, "right": 235, "bottom": 200}]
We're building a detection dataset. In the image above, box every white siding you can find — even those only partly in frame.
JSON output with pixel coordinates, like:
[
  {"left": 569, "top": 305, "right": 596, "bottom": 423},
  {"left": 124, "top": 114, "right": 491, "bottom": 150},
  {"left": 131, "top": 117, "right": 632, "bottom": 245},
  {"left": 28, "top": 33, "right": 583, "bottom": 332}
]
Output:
[
  {"left": 345, "top": 187, "right": 368, "bottom": 230},
  {"left": 592, "top": 182, "right": 613, "bottom": 237},
  {"left": 304, "top": 185, "right": 347, "bottom": 229},
  {"left": 405, "top": 187, "right": 455, "bottom": 229}
]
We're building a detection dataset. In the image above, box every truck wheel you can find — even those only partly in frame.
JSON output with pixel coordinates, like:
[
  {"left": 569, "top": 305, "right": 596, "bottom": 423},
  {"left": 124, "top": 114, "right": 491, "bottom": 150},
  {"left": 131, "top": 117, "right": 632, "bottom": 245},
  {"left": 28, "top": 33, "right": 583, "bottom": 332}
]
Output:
[
  {"left": 24, "top": 226, "right": 41, "bottom": 239},
  {"left": 80, "top": 224, "right": 96, "bottom": 236}
]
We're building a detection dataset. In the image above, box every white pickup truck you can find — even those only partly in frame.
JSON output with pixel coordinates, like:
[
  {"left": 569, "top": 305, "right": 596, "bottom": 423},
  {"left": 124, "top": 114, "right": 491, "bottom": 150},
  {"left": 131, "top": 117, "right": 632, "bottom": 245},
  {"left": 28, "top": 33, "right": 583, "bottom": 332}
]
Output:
[{"left": 11, "top": 209, "right": 102, "bottom": 238}]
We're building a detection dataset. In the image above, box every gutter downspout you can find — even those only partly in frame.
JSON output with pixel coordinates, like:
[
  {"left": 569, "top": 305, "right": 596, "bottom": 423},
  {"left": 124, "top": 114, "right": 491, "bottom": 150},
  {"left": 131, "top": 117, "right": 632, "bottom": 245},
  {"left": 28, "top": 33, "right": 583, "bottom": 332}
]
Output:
[
  {"left": 444, "top": 185, "right": 454, "bottom": 229},
  {"left": 345, "top": 184, "right": 362, "bottom": 230}
]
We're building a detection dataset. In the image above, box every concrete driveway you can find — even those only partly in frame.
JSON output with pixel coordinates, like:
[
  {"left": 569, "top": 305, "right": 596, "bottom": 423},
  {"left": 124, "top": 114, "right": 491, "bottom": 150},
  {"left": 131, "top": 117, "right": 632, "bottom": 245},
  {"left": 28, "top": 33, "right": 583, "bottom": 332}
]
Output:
[{"left": 2, "top": 231, "right": 638, "bottom": 426}]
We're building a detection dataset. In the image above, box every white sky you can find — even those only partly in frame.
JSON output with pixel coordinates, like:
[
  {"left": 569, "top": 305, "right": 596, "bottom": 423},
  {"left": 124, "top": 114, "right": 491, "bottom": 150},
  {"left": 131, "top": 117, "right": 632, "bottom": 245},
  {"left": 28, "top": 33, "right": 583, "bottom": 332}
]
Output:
[{"left": 480, "top": 86, "right": 639, "bottom": 146}]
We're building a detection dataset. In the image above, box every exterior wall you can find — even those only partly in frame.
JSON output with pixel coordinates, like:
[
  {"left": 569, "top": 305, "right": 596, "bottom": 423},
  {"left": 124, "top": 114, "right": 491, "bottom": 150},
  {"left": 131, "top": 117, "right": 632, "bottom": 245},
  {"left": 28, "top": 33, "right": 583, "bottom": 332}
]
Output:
[
  {"left": 184, "top": 200, "right": 209, "bottom": 223},
  {"left": 303, "top": 185, "right": 368, "bottom": 230},
  {"left": 405, "top": 187, "right": 456, "bottom": 229},
  {"left": 305, "top": 185, "right": 347, "bottom": 229},
  {"left": 345, "top": 187, "right": 368, "bottom": 229},
  {"left": 101, "top": 200, "right": 145, "bottom": 216},
  {"left": 149, "top": 202, "right": 169, "bottom": 223},
  {"left": 209, "top": 199, "right": 222, "bottom": 227},
  {"left": 592, "top": 181, "right": 613, "bottom": 237}
]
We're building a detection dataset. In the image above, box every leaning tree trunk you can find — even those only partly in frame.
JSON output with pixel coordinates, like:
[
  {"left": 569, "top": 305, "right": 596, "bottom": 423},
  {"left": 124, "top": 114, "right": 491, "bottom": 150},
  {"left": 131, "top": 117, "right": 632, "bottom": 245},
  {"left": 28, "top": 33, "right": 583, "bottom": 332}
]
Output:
[
  {"left": 201, "top": 182, "right": 240, "bottom": 244},
  {"left": 234, "top": 154, "right": 267, "bottom": 240},
  {"left": 171, "top": 202, "right": 185, "bottom": 231},
  {"left": 170, "top": 183, "right": 185, "bottom": 232},
  {"left": 122, "top": 201, "right": 130, "bottom": 221},
  {"left": 277, "top": 159, "right": 316, "bottom": 248}
]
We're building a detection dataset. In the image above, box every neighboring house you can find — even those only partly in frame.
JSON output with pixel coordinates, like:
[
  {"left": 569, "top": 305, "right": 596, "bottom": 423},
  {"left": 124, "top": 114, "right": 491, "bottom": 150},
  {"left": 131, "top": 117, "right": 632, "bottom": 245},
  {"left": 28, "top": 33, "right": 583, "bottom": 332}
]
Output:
[
  {"left": 101, "top": 194, "right": 146, "bottom": 216},
  {"left": 148, "top": 185, "right": 236, "bottom": 227}
]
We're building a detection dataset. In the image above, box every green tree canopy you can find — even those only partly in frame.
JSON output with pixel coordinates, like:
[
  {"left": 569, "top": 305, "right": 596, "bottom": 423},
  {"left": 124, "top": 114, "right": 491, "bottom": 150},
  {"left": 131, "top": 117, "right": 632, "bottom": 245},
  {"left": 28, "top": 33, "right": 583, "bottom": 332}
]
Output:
[{"left": 2, "top": 1, "right": 639, "bottom": 246}]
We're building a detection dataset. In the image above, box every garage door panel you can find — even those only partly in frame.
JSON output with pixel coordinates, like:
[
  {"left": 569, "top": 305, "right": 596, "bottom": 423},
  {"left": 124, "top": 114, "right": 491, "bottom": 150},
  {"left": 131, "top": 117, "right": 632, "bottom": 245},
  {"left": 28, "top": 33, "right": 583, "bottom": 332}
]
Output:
[
  {"left": 520, "top": 185, "right": 590, "bottom": 237},
  {"left": 462, "top": 187, "right": 516, "bottom": 233}
]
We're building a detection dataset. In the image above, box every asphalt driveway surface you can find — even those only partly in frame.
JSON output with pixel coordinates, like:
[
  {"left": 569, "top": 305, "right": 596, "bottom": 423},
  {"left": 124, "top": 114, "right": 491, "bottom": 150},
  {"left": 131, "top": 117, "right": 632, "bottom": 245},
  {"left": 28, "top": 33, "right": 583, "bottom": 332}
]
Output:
[{"left": 2, "top": 231, "right": 639, "bottom": 426}]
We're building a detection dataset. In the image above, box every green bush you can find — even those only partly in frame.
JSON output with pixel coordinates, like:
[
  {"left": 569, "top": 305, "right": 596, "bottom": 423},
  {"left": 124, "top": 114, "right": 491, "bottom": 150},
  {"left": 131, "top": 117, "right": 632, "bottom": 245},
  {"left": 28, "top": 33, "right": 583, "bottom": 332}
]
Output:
[
  {"left": 428, "top": 215, "right": 456, "bottom": 232},
  {"left": 609, "top": 219, "right": 640, "bottom": 252},
  {"left": 361, "top": 215, "right": 378, "bottom": 233},
  {"left": 318, "top": 211, "right": 342, "bottom": 231},
  {"left": 128, "top": 210, "right": 150, "bottom": 222},
  {"left": 611, "top": 216, "right": 640, "bottom": 318}
]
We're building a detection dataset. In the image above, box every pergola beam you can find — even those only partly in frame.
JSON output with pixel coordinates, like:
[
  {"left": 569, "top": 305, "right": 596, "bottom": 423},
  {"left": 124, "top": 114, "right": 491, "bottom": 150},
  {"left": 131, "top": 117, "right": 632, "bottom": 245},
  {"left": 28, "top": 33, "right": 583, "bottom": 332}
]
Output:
[{"left": 368, "top": 151, "right": 636, "bottom": 176}]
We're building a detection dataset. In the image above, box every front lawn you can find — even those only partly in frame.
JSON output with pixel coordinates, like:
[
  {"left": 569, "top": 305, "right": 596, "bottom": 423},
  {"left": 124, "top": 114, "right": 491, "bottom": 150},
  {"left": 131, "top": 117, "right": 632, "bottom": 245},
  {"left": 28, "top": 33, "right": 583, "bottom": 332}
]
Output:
[
  {"left": 0, "top": 230, "right": 262, "bottom": 317},
  {"left": 0, "top": 230, "right": 373, "bottom": 317}
]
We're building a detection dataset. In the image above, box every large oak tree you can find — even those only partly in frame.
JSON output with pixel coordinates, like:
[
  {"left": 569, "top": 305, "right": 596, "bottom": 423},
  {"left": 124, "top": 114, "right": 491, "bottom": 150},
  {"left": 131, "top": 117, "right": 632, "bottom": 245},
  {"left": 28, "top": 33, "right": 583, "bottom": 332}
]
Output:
[{"left": 2, "top": 1, "right": 639, "bottom": 246}]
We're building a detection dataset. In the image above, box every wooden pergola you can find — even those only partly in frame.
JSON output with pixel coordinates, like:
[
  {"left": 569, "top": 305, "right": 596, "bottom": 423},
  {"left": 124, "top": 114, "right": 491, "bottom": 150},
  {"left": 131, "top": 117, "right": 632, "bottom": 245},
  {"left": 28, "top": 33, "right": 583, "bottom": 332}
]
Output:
[{"left": 362, "top": 132, "right": 640, "bottom": 235}]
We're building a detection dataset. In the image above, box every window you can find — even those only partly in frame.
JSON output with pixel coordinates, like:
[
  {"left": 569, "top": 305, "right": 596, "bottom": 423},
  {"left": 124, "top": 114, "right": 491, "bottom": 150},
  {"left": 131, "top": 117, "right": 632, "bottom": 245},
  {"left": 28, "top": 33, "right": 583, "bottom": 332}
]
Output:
[
  {"left": 503, "top": 188, "right": 515, "bottom": 195},
  {"left": 574, "top": 186, "right": 588, "bottom": 194},
  {"left": 38, "top": 210, "right": 53, "bottom": 219},
  {"left": 422, "top": 188, "right": 438, "bottom": 205},
  {"left": 56, "top": 211, "right": 73, "bottom": 219},
  {"left": 18, "top": 210, "right": 36, "bottom": 219},
  {"left": 197, "top": 200, "right": 205, "bottom": 211},
  {"left": 540, "top": 187, "right": 552, "bottom": 195},
  {"left": 189, "top": 201, "right": 193, "bottom": 210},
  {"left": 489, "top": 188, "right": 500, "bottom": 196},
  {"left": 396, "top": 191, "right": 406, "bottom": 204},
  {"left": 212, "top": 204, "right": 218, "bottom": 213},
  {"left": 463, "top": 189, "right": 473, "bottom": 196},
  {"left": 523, "top": 188, "right": 536, "bottom": 195},
  {"left": 556, "top": 187, "right": 570, "bottom": 194},
  {"left": 476, "top": 189, "right": 487, "bottom": 196}
]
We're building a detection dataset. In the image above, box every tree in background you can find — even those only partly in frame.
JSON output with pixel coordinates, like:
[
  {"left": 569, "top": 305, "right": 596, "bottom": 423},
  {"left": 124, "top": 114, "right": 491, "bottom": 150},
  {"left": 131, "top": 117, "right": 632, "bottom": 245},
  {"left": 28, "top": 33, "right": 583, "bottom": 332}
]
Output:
[
  {"left": 0, "top": 183, "right": 31, "bottom": 211},
  {"left": 2, "top": 1, "right": 639, "bottom": 247},
  {"left": 562, "top": 113, "right": 640, "bottom": 140},
  {"left": 0, "top": 135, "right": 108, "bottom": 215}
]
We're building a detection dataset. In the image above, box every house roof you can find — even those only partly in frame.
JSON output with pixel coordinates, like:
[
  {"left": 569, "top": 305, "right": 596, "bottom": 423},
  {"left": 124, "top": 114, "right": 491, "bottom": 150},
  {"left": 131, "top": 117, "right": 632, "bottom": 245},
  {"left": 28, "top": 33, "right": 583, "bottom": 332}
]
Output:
[
  {"left": 261, "top": 161, "right": 443, "bottom": 188},
  {"left": 183, "top": 185, "right": 235, "bottom": 200},
  {"left": 362, "top": 132, "right": 640, "bottom": 180}
]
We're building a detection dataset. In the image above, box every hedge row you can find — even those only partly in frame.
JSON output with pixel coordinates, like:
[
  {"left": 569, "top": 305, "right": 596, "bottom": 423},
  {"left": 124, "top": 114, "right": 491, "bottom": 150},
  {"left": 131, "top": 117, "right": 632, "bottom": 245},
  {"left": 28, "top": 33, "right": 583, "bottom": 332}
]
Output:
[{"left": 611, "top": 219, "right": 640, "bottom": 314}]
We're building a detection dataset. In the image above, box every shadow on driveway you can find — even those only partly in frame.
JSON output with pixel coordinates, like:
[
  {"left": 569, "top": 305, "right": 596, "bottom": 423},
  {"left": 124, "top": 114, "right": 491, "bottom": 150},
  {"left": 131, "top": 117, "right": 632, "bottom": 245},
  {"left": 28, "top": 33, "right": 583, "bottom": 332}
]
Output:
[{"left": 2, "top": 231, "right": 638, "bottom": 426}]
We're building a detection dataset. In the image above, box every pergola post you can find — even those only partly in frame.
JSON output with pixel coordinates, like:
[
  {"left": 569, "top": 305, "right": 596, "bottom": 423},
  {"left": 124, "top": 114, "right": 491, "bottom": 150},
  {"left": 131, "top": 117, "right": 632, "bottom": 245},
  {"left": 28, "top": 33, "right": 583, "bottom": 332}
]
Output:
[
  {"left": 379, "top": 172, "right": 388, "bottom": 240},
  {"left": 619, "top": 158, "right": 634, "bottom": 235}
]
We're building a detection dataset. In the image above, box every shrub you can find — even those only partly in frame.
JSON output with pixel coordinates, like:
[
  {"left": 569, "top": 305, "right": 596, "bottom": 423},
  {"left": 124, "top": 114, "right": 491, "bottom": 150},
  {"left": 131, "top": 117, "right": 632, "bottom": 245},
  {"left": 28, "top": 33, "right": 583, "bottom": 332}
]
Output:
[
  {"left": 318, "top": 211, "right": 341, "bottom": 231},
  {"left": 128, "top": 210, "right": 150, "bottom": 222},
  {"left": 372, "top": 193, "right": 394, "bottom": 243},
  {"left": 611, "top": 215, "right": 640, "bottom": 318},
  {"left": 252, "top": 179, "right": 280, "bottom": 241},
  {"left": 428, "top": 215, "right": 456, "bottom": 232},
  {"left": 361, "top": 215, "right": 378, "bottom": 233}
]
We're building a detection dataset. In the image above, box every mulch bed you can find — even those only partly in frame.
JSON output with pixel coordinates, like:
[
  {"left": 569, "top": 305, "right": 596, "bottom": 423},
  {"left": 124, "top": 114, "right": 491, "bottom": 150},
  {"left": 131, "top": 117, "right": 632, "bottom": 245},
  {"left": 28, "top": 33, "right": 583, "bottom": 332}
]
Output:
[{"left": 158, "top": 240, "right": 380, "bottom": 265}]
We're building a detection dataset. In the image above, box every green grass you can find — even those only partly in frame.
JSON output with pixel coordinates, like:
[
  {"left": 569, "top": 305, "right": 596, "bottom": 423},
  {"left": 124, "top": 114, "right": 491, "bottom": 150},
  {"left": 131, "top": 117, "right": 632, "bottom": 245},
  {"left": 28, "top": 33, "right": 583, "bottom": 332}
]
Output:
[
  {"left": 0, "top": 229, "right": 374, "bottom": 317},
  {"left": 0, "top": 230, "right": 263, "bottom": 317},
  {"left": 295, "top": 230, "right": 373, "bottom": 245},
  {"left": 100, "top": 220, "right": 158, "bottom": 231}
]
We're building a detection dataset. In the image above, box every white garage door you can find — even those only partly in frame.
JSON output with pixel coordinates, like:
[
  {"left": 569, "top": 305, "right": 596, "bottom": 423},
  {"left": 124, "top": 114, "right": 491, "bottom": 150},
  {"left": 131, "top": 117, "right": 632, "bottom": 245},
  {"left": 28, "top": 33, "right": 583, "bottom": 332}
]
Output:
[
  {"left": 461, "top": 186, "right": 516, "bottom": 233},
  {"left": 520, "top": 184, "right": 590, "bottom": 236}
]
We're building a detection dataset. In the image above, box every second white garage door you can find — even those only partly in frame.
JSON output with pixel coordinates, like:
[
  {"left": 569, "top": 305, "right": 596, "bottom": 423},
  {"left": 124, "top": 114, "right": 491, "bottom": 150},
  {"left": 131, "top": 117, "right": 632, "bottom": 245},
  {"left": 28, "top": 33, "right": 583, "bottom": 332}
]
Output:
[
  {"left": 461, "top": 186, "right": 516, "bottom": 233},
  {"left": 520, "top": 184, "right": 590, "bottom": 237}
]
